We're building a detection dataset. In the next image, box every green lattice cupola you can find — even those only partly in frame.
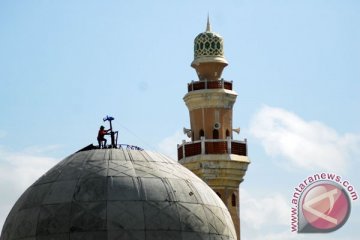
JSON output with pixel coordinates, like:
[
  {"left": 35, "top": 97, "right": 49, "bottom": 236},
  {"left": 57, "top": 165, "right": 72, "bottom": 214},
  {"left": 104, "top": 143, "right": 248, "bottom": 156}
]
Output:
[{"left": 191, "top": 17, "right": 228, "bottom": 80}]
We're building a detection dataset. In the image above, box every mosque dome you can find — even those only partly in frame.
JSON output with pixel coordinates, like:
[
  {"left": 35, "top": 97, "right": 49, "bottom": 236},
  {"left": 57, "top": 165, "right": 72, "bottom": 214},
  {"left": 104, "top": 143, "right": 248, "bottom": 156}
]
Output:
[{"left": 0, "top": 148, "right": 237, "bottom": 240}]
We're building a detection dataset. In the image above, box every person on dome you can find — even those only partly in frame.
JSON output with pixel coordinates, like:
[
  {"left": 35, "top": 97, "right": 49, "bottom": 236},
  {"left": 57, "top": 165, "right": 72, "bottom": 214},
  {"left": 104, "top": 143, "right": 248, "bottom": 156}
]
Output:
[{"left": 97, "top": 125, "right": 110, "bottom": 148}]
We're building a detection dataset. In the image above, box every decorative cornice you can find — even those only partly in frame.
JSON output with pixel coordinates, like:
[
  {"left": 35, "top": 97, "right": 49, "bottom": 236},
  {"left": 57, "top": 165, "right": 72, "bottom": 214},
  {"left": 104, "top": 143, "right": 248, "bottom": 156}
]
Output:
[{"left": 183, "top": 89, "right": 237, "bottom": 110}]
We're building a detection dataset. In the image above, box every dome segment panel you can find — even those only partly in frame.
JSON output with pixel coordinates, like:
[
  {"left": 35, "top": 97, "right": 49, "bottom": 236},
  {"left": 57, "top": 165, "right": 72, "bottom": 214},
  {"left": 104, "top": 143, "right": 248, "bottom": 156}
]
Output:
[{"left": 0, "top": 148, "right": 237, "bottom": 240}]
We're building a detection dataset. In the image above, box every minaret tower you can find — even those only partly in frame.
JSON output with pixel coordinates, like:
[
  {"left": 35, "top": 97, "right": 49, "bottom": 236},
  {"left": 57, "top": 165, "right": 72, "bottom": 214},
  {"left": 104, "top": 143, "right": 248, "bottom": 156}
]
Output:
[{"left": 177, "top": 18, "right": 250, "bottom": 240}]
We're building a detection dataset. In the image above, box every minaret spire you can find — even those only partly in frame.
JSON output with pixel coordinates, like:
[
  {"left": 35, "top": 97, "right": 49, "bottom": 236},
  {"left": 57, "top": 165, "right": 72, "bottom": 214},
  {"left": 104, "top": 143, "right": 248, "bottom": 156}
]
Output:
[
  {"left": 206, "top": 14, "right": 212, "bottom": 32},
  {"left": 179, "top": 19, "right": 250, "bottom": 240}
]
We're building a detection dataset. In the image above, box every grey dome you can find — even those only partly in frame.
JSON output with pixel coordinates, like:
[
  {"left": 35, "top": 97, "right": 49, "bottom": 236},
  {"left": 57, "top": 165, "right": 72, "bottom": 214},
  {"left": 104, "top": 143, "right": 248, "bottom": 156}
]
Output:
[{"left": 0, "top": 148, "right": 236, "bottom": 240}]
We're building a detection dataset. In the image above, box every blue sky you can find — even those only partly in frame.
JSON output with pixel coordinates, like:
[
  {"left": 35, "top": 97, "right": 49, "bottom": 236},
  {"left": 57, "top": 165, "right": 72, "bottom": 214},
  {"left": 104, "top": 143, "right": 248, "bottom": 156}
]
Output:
[{"left": 0, "top": 1, "right": 359, "bottom": 239}]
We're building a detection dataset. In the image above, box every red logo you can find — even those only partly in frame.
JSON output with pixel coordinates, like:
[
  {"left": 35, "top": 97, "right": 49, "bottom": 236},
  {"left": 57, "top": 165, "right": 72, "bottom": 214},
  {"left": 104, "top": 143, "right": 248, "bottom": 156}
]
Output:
[{"left": 299, "top": 182, "right": 351, "bottom": 233}]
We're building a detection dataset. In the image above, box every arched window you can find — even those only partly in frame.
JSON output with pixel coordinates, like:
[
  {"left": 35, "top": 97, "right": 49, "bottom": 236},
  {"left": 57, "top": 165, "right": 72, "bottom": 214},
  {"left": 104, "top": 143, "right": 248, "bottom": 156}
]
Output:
[
  {"left": 199, "top": 129, "right": 205, "bottom": 138},
  {"left": 213, "top": 129, "right": 219, "bottom": 139},
  {"left": 226, "top": 129, "right": 230, "bottom": 137},
  {"left": 232, "top": 193, "right": 236, "bottom": 207},
  {"left": 216, "top": 192, "right": 221, "bottom": 198}
]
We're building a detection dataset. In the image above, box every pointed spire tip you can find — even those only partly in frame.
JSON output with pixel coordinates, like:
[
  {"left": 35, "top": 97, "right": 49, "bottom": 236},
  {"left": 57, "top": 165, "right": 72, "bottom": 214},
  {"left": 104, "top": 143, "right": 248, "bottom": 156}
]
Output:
[{"left": 206, "top": 14, "right": 212, "bottom": 32}]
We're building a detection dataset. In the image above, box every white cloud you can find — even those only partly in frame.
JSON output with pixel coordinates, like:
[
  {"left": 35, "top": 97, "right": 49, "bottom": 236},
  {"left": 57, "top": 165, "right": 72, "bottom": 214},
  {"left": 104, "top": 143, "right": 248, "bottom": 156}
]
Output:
[
  {"left": 245, "top": 231, "right": 298, "bottom": 240},
  {"left": 240, "top": 188, "right": 295, "bottom": 240},
  {"left": 0, "top": 130, "right": 6, "bottom": 139},
  {"left": 22, "top": 144, "right": 62, "bottom": 155},
  {"left": 240, "top": 188, "right": 290, "bottom": 230},
  {"left": 0, "top": 146, "right": 59, "bottom": 231},
  {"left": 157, "top": 130, "right": 189, "bottom": 160},
  {"left": 245, "top": 230, "right": 340, "bottom": 240},
  {"left": 249, "top": 106, "right": 360, "bottom": 173},
  {"left": 240, "top": 188, "right": 346, "bottom": 240}
]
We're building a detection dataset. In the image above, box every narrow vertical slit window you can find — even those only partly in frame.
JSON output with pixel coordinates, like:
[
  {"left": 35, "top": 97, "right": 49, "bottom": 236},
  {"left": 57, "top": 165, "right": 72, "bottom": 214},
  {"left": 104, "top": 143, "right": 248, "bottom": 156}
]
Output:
[
  {"left": 200, "top": 129, "right": 205, "bottom": 138},
  {"left": 232, "top": 193, "right": 236, "bottom": 206},
  {"left": 226, "top": 129, "right": 230, "bottom": 137},
  {"left": 213, "top": 129, "right": 219, "bottom": 139}
]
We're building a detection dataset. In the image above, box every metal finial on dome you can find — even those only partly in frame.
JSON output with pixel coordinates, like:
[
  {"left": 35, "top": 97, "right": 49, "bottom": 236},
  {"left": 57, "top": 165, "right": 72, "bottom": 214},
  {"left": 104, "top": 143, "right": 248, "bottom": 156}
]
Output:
[{"left": 206, "top": 14, "right": 212, "bottom": 32}]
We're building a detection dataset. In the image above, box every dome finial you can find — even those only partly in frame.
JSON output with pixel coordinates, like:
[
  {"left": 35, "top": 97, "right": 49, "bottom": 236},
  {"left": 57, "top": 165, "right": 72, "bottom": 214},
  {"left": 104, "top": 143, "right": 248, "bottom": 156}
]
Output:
[{"left": 206, "top": 14, "right": 212, "bottom": 32}]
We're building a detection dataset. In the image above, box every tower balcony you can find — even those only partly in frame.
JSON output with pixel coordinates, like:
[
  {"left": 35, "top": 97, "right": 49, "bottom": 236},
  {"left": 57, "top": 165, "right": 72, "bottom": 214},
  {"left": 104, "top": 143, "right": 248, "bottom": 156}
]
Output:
[
  {"left": 177, "top": 137, "right": 247, "bottom": 161},
  {"left": 187, "top": 79, "right": 233, "bottom": 92}
]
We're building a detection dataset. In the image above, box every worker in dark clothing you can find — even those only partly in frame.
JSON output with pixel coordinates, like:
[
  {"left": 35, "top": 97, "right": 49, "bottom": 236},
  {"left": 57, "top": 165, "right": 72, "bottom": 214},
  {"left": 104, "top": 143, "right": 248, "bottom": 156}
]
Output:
[{"left": 97, "top": 126, "right": 110, "bottom": 148}]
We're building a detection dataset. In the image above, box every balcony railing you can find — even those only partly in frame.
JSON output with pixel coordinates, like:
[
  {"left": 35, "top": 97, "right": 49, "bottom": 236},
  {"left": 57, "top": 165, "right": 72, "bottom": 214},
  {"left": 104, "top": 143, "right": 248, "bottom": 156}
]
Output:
[
  {"left": 177, "top": 137, "right": 247, "bottom": 160},
  {"left": 187, "top": 79, "right": 233, "bottom": 92}
]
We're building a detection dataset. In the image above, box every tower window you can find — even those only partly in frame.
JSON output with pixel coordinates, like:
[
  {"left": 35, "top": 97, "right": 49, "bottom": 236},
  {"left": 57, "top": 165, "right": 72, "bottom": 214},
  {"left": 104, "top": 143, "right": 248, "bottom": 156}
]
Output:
[
  {"left": 226, "top": 129, "right": 230, "bottom": 137},
  {"left": 232, "top": 193, "right": 236, "bottom": 207},
  {"left": 199, "top": 129, "right": 204, "bottom": 138},
  {"left": 213, "top": 129, "right": 219, "bottom": 139}
]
